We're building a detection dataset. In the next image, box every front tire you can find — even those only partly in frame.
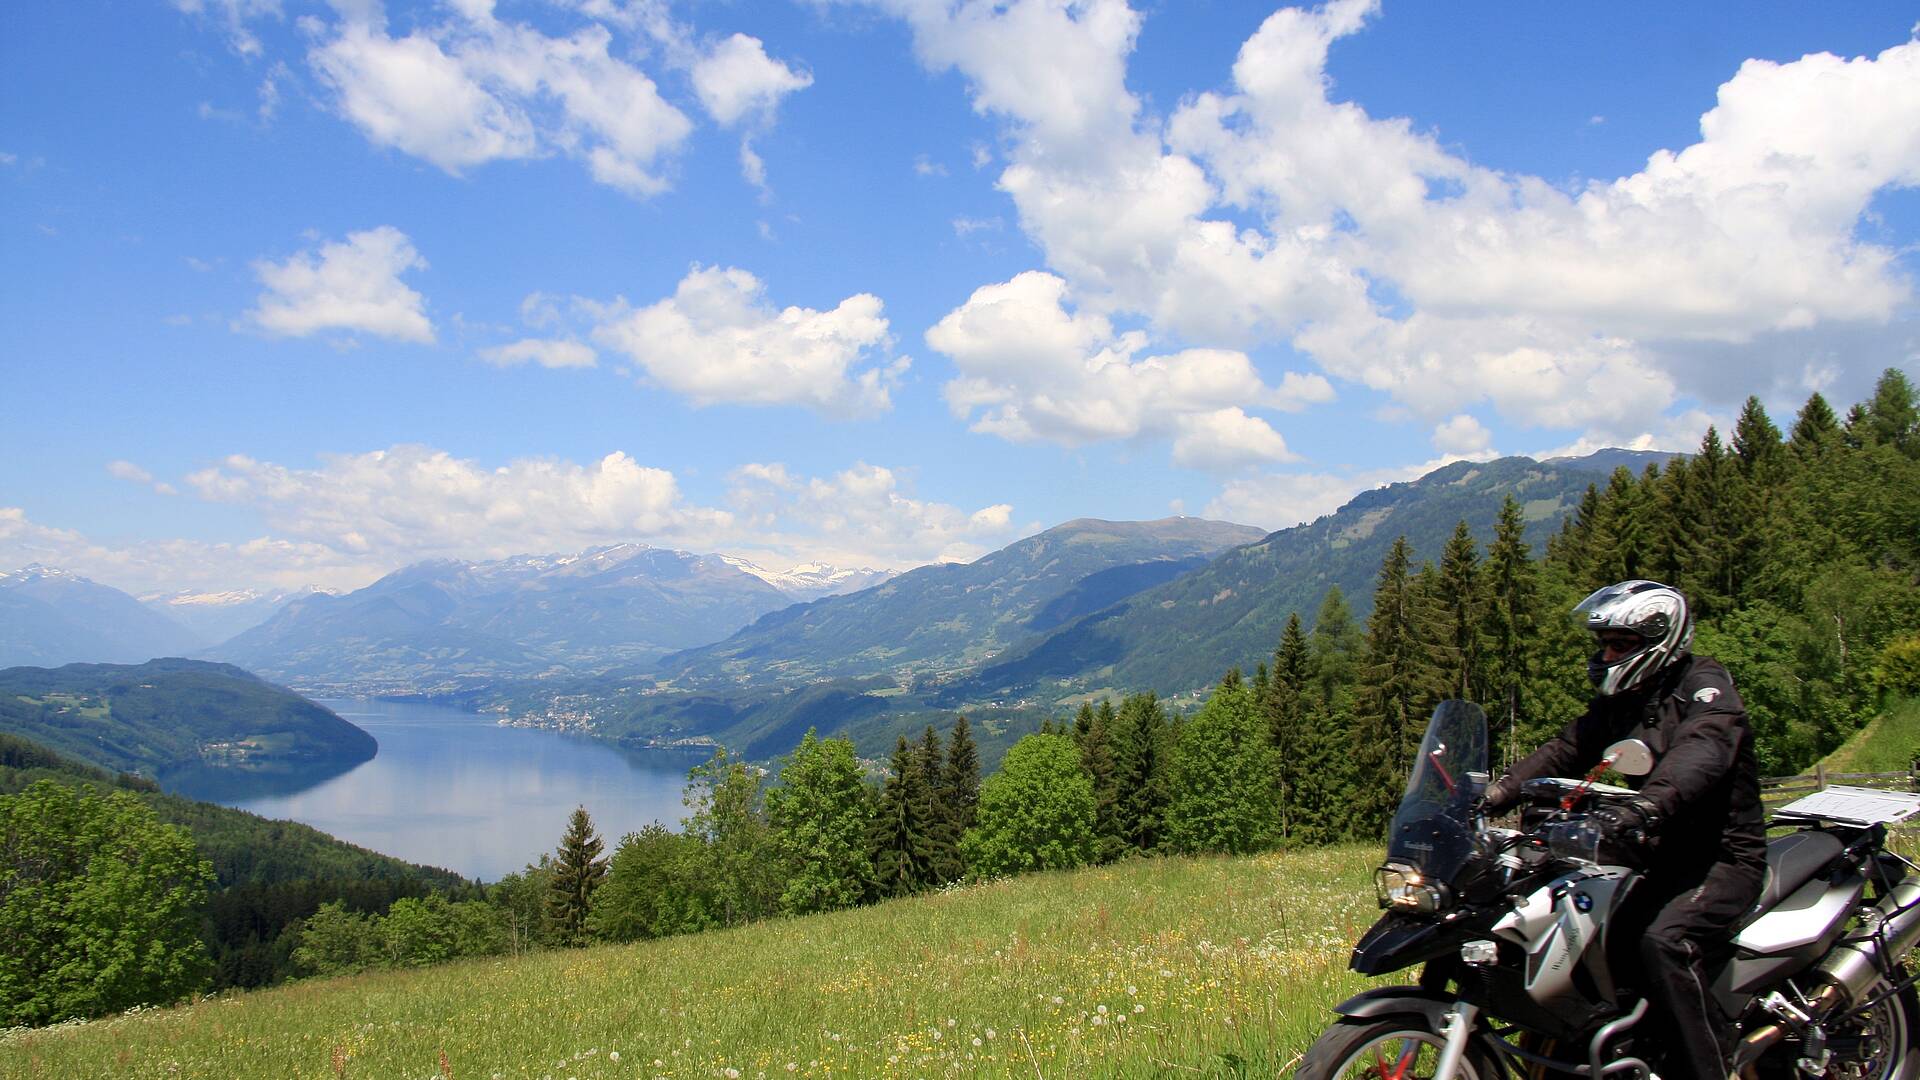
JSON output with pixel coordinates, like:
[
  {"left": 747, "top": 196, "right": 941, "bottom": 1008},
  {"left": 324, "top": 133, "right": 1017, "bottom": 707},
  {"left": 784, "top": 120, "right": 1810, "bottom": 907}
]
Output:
[{"left": 1295, "top": 1014, "right": 1502, "bottom": 1080}]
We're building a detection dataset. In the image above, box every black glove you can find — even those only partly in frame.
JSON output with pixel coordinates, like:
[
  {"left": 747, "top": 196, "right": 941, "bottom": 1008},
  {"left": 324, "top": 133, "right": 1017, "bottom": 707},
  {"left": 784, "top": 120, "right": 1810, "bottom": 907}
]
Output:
[
  {"left": 1479, "top": 777, "right": 1519, "bottom": 817},
  {"left": 1592, "top": 795, "right": 1661, "bottom": 850}
]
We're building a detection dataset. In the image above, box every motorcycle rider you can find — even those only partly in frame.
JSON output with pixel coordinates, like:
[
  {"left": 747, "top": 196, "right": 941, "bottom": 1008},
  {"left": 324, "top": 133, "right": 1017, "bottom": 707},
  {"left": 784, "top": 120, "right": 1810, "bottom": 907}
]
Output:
[{"left": 1482, "top": 580, "right": 1765, "bottom": 1080}]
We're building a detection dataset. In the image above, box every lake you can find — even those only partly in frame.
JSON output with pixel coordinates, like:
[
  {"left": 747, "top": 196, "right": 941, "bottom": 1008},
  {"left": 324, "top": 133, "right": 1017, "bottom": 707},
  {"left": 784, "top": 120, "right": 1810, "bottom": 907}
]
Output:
[{"left": 177, "top": 698, "right": 706, "bottom": 881}]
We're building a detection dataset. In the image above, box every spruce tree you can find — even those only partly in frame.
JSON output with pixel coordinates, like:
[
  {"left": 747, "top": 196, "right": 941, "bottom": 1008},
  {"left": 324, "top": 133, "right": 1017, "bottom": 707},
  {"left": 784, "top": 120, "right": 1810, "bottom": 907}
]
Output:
[
  {"left": 1436, "top": 519, "right": 1483, "bottom": 700},
  {"left": 1732, "top": 396, "right": 1785, "bottom": 479},
  {"left": 868, "top": 736, "right": 932, "bottom": 898},
  {"left": 1351, "top": 536, "right": 1450, "bottom": 837},
  {"left": 1111, "top": 692, "right": 1172, "bottom": 853},
  {"left": 546, "top": 806, "right": 607, "bottom": 947},
  {"left": 1309, "top": 586, "right": 1363, "bottom": 711},
  {"left": 1789, "top": 392, "right": 1841, "bottom": 459},
  {"left": 1268, "top": 613, "right": 1311, "bottom": 841},
  {"left": 1549, "top": 483, "right": 1602, "bottom": 587},
  {"left": 1078, "top": 702, "right": 1126, "bottom": 863},
  {"left": 916, "top": 725, "right": 962, "bottom": 886},
  {"left": 1864, "top": 367, "right": 1919, "bottom": 457},
  {"left": 1480, "top": 496, "right": 1539, "bottom": 771},
  {"left": 942, "top": 715, "right": 981, "bottom": 838}
]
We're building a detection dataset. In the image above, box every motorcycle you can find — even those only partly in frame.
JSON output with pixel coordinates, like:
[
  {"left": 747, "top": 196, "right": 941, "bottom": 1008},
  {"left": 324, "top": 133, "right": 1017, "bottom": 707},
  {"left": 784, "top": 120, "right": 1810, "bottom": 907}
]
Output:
[{"left": 1295, "top": 700, "right": 1920, "bottom": 1080}]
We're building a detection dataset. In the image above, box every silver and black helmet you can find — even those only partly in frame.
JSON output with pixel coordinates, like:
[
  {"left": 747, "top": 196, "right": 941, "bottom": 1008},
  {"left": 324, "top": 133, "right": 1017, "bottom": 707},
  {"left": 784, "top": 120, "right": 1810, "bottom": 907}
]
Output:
[{"left": 1573, "top": 579, "right": 1693, "bottom": 696}]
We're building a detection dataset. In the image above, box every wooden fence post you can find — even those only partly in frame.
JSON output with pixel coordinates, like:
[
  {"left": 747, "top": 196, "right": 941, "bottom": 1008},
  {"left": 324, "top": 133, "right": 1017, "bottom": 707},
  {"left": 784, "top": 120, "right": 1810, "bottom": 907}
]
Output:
[{"left": 1815, "top": 762, "right": 1828, "bottom": 791}]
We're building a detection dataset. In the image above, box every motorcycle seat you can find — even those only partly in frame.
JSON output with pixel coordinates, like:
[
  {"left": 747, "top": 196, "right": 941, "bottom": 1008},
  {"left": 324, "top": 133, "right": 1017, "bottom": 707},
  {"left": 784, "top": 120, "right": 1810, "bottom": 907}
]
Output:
[{"left": 1742, "top": 830, "right": 1844, "bottom": 924}]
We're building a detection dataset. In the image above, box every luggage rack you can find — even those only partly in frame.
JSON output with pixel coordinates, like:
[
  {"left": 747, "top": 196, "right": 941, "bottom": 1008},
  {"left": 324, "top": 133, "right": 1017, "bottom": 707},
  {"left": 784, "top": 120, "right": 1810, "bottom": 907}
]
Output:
[{"left": 1771, "top": 785, "right": 1920, "bottom": 827}]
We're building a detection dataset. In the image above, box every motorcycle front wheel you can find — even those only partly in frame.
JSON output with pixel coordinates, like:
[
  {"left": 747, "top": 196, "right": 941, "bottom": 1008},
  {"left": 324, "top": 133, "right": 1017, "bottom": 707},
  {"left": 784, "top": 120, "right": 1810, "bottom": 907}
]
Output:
[{"left": 1294, "top": 1014, "right": 1502, "bottom": 1080}]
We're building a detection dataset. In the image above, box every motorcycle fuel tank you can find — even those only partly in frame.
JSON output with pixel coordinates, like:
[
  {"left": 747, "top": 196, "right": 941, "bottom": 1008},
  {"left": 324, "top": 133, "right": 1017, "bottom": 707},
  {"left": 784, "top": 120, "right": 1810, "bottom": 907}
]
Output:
[{"left": 1493, "top": 868, "right": 1630, "bottom": 1003}]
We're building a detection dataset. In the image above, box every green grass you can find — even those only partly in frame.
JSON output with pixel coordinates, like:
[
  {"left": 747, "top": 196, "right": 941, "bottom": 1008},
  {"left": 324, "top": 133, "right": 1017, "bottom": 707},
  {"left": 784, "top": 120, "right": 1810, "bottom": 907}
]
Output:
[
  {"left": 1821, "top": 697, "right": 1920, "bottom": 775},
  {"left": 0, "top": 846, "right": 1390, "bottom": 1079}
]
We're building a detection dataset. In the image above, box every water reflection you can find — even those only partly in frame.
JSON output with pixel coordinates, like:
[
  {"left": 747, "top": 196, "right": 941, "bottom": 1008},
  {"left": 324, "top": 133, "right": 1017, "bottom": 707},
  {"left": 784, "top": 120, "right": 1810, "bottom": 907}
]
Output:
[{"left": 185, "top": 698, "right": 706, "bottom": 881}]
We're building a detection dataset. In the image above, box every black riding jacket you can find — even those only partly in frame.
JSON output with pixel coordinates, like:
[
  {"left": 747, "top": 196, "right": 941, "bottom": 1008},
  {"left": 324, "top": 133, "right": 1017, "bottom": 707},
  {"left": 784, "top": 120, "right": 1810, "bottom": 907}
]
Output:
[{"left": 1502, "top": 653, "right": 1766, "bottom": 872}]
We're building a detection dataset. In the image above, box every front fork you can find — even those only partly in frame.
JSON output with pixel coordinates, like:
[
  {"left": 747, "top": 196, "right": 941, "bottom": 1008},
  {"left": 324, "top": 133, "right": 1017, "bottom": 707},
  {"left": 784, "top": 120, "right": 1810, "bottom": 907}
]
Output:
[{"left": 1432, "top": 1001, "right": 1482, "bottom": 1080}]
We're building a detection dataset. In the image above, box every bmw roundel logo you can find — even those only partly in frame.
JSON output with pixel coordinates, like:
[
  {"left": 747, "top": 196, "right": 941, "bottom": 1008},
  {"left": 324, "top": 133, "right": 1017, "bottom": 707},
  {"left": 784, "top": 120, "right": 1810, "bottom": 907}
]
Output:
[{"left": 1573, "top": 892, "right": 1594, "bottom": 912}]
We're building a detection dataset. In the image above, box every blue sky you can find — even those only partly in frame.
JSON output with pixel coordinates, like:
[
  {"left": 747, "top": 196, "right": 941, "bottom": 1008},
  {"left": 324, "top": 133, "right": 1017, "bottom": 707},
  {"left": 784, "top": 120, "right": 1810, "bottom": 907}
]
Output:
[{"left": 3, "top": 1, "right": 1916, "bottom": 596}]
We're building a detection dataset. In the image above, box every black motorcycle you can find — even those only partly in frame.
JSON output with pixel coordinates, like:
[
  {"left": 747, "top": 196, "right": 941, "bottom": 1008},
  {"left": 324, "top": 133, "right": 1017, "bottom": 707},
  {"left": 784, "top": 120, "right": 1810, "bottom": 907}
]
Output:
[{"left": 1295, "top": 701, "right": 1920, "bottom": 1080}]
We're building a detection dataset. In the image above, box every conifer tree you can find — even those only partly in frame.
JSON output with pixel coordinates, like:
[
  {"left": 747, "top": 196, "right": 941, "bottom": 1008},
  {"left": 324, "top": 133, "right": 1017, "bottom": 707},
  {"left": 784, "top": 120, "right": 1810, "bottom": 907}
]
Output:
[
  {"left": 1111, "top": 692, "right": 1172, "bottom": 852},
  {"left": 1077, "top": 702, "right": 1127, "bottom": 862},
  {"left": 1646, "top": 454, "right": 1695, "bottom": 588},
  {"left": 1789, "top": 392, "right": 1841, "bottom": 459},
  {"left": 1864, "top": 368, "right": 1919, "bottom": 457},
  {"left": 1309, "top": 586, "right": 1363, "bottom": 711},
  {"left": 1733, "top": 396, "right": 1785, "bottom": 480},
  {"left": 915, "top": 725, "right": 962, "bottom": 886},
  {"left": 941, "top": 715, "right": 980, "bottom": 838},
  {"left": 1436, "top": 519, "right": 1483, "bottom": 700},
  {"left": 1351, "top": 536, "right": 1450, "bottom": 837},
  {"left": 1586, "top": 467, "right": 1650, "bottom": 584},
  {"left": 868, "top": 736, "right": 932, "bottom": 898},
  {"left": 546, "top": 806, "right": 607, "bottom": 947},
  {"left": 1549, "top": 483, "right": 1602, "bottom": 587},
  {"left": 1480, "top": 496, "right": 1539, "bottom": 771},
  {"left": 1679, "top": 426, "right": 1739, "bottom": 616},
  {"left": 1267, "top": 613, "right": 1311, "bottom": 841}
]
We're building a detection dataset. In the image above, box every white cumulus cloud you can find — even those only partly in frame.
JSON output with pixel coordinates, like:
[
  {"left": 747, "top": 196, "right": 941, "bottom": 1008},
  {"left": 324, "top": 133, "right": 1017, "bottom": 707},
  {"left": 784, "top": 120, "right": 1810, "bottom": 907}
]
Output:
[
  {"left": 927, "top": 270, "right": 1330, "bottom": 463},
  {"left": 594, "top": 265, "right": 903, "bottom": 417},
  {"left": 868, "top": 0, "right": 1920, "bottom": 450},
  {"left": 728, "top": 461, "right": 1016, "bottom": 567},
  {"left": 308, "top": 3, "right": 693, "bottom": 197},
  {"left": 691, "top": 33, "right": 811, "bottom": 127},
  {"left": 1431, "top": 414, "right": 1494, "bottom": 457},
  {"left": 186, "top": 445, "right": 720, "bottom": 559},
  {"left": 243, "top": 226, "right": 434, "bottom": 343}
]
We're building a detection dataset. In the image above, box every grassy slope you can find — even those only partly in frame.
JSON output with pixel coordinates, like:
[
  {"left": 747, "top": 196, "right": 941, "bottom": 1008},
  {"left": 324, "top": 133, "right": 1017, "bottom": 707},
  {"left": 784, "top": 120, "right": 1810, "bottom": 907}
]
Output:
[
  {"left": 0, "top": 846, "right": 1388, "bottom": 1079},
  {"left": 1819, "top": 696, "right": 1920, "bottom": 775}
]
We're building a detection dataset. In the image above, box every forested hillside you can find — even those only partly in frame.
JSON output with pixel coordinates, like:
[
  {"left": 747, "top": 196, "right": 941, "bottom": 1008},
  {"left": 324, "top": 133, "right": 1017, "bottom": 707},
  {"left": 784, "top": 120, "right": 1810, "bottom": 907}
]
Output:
[
  {"left": 0, "top": 657, "right": 375, "bottom": 782},
  {"left": 657, "top": 517, "right": 1265, "bottom": 690},
  {"left": 0, "top": 732, "right": 467, "bottom": 995},
  {"left": 943, "top": 453, "right": 1627, "bottom": 704}
]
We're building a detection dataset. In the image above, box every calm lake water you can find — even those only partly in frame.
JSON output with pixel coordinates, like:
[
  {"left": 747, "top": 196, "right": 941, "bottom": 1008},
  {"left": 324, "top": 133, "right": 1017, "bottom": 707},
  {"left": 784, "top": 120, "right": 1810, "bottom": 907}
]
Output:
[{"left": 179, "top": 698, "right": 705, "bottom": 881}]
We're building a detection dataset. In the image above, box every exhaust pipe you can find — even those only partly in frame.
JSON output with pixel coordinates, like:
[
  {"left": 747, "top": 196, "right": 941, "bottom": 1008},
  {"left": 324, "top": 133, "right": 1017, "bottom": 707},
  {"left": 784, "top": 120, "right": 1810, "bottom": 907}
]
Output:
[
  {"left": 1735, "top": 877, "right": 1920, "bottom": 1072},
  {"left": 1814, "top": 877, "right": 1920, "bottom": 1007}
]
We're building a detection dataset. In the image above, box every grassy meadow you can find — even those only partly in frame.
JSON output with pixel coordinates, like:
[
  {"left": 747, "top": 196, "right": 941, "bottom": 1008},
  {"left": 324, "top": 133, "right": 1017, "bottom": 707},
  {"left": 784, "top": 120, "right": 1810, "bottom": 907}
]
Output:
[{"left": 0, "top": 846, "right": 1386, "bottom": 1079}]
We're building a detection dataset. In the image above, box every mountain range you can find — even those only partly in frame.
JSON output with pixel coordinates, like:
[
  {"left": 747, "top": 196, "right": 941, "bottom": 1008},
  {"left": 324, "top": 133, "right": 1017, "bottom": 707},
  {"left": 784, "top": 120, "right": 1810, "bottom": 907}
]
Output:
[
  {"left": 139, "top": 586, "right": 333, "bottom": 645},
  {"left": 207, "top": 544, "right": 893, "bottom": 691},
  {"left": 0, "top": 565, "right": 204, "bottom": 668},
  {"left": 563, "top": 449, "right": 1669, "bottom": 763},
  {"left": 655, "top": 516, "right": 1266, "bottom": 691}
]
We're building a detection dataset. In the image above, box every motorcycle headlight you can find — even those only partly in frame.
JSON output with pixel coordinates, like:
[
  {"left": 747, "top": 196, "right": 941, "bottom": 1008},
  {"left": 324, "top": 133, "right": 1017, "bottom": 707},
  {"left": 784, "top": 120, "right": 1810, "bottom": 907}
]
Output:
[{"left": 1375, "top": 862, "right": 1449, "bottom": 913}]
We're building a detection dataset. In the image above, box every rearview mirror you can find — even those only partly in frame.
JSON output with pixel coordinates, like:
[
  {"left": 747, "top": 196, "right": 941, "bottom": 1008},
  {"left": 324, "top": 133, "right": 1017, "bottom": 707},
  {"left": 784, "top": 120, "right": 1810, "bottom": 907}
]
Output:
[{"left": 1601, "top": 738, "right": 1655, "bottom": 777}]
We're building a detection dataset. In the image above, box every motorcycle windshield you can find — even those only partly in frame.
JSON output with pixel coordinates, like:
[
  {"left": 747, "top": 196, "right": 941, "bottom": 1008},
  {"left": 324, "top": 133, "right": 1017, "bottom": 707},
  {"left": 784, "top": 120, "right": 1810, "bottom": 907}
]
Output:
[{"left": 1385, "top": 700, "right": 1489, "bottom": 884}]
